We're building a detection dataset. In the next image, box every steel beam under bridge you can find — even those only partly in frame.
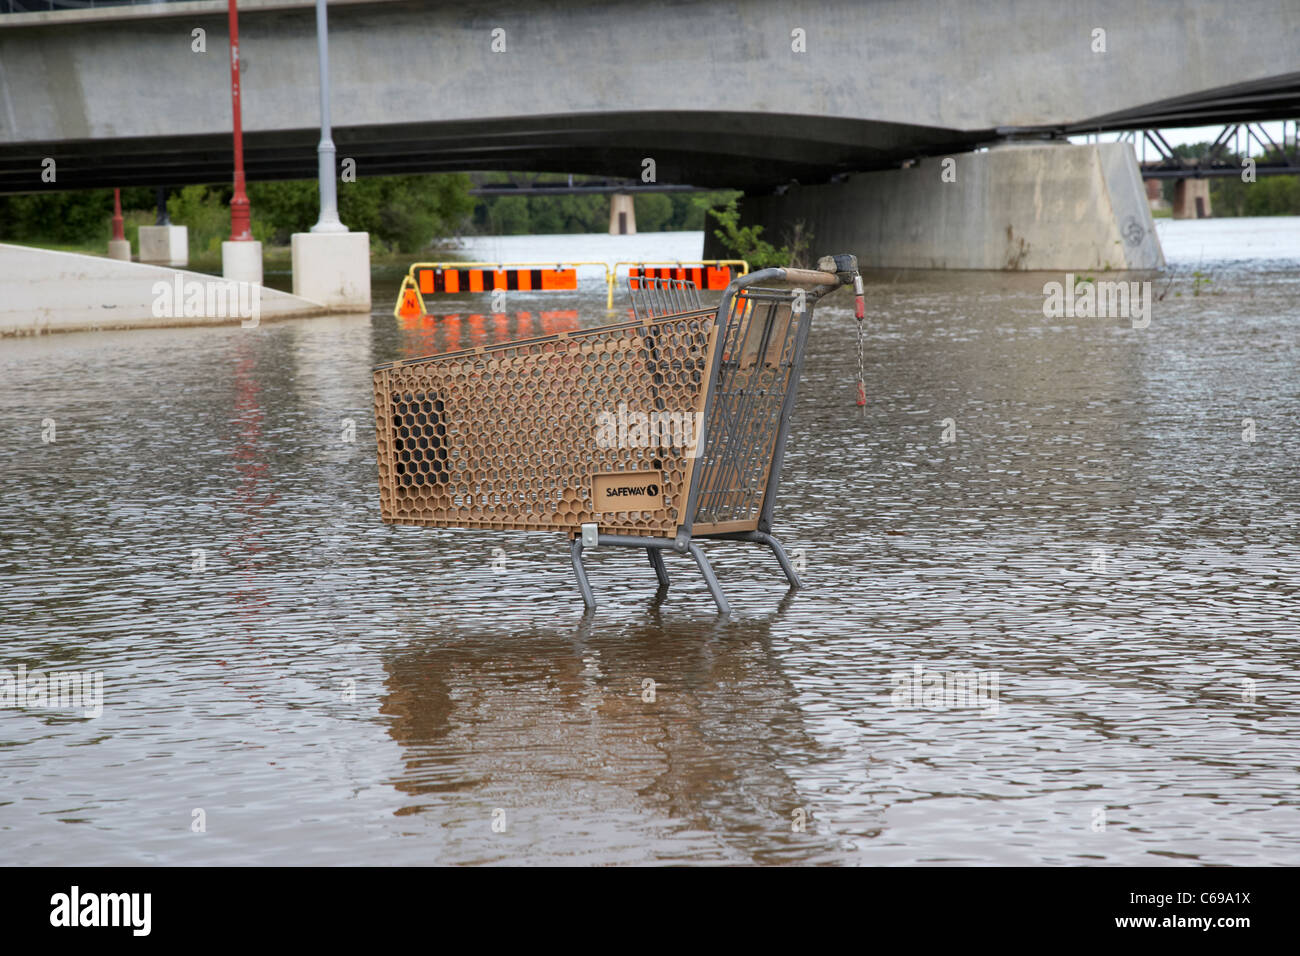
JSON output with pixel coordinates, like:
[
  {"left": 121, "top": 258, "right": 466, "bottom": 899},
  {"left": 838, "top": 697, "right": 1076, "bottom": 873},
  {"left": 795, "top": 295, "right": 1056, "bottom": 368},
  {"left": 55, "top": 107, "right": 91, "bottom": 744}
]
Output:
[{"left": 469, "top": 181, "right": 706, "bottom": 196}]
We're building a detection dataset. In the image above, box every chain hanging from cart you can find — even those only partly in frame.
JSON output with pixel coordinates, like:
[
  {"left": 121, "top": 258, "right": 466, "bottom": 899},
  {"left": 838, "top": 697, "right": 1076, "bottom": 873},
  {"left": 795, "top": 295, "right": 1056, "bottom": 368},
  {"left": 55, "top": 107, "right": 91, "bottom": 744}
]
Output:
[{"left": 853, "top": 271, "right": 867, "bottom": 406}]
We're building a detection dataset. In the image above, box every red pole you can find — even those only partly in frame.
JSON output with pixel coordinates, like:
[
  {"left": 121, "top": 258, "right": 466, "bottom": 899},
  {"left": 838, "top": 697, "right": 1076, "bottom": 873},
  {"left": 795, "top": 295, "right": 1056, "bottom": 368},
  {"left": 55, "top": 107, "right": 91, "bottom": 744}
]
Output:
[
  {"left": 111, "top": 188, "right": 125, "bottom": 242},
  {"left": 227, "top": 0, "right": 252, "bottom": 241}
]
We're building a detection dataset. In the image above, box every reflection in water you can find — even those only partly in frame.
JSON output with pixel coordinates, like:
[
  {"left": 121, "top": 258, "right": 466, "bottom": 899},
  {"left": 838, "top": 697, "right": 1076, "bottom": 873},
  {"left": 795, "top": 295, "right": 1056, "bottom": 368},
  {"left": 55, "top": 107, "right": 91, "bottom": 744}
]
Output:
[
  {"left": 379, "top": 598, "right": 869, "bottom": 863},
  {"left": 220, "top": 340, "right": 278, "bottom": 707},
  {"left": 0, "top": 225, "right": 1297, "bottom": 864},
  {"left": 397, "top": 310, "right": 580, "bottom": 358},
  {"left": 228, "top": 342, "right": 273, "bottom": 628}
]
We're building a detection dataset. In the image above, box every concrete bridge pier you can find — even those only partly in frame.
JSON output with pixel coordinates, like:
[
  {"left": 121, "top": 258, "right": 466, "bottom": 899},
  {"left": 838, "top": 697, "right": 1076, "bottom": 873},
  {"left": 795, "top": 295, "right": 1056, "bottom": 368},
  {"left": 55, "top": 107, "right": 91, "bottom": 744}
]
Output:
[
  {"left": 706, "top": 142, "right": 1164, "bottom": 272},
  {"left": 609, "top": 193, "right": 636, "bottom": 235},
  {"left": 1173, "top": 179, "right": 1213, "bottom": 219}
]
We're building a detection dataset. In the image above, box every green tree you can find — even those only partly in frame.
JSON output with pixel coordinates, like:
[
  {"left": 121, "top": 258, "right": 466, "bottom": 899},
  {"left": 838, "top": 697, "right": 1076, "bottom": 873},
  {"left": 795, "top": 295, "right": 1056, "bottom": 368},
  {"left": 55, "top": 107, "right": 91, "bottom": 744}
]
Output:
[
  {"left": 527, "top": 197, "right": 564, "bottom": 234},
  {"left": 162, "top": 184, "right": 271, "bottom": 258},
  {"left": 1159, "top": 141, "right": 1300, "bottom": 216},
  {"left": 633, "top": 193, "right": 672, "bottom": 232},
  {"left": 487, "top": 195, "right": 530, "bottom": 234},
  {"left": 671, "top": 190, "right": 739, "bottom": 230},
  {"left": 339, "top": 173, "right": 474, "bottom": 253},
  {"left": 0, "top": 187, "right": 152, "bottom": 246},
  {"left": 246, "top": 180, "right": 318, "bottom": 243},
  {"left": 466, "top": 176, "right": 743, "bottom": 235},
  {"left": 705, "top": 197, "right": 791, "bottom": 268}
]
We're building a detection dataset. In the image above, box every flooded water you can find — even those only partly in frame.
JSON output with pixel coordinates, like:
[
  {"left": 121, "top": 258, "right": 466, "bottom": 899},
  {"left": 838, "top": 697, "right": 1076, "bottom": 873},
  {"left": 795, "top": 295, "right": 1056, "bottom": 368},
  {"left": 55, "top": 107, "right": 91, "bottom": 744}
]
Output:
[{"left": 1, "top": 221, "right": 1298, "bottom": 865}]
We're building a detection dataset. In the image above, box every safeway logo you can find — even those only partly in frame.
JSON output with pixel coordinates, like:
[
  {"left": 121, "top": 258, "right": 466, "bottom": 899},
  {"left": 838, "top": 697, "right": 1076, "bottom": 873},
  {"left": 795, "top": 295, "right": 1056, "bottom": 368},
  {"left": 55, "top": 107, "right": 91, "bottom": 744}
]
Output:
[{"left": 606, "top": 483, "right": 659, "bottom": 497}]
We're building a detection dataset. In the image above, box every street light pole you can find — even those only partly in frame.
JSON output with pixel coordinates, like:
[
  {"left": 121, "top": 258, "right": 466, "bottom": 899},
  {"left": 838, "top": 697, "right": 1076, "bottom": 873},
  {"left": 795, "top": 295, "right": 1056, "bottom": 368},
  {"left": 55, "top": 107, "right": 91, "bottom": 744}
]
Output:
[
  {"left": 111, "top": 188, "right": 124, "bottom": 243},
  {"left": 311, "top": 0, "right": 347, "bottom": 233},
  {"left": 290, "top": 0, "right": 366, "bottom": 310},
  {"left": 107, "top": 187, "right": 131, "bottom": 261},
  {"left": 227, "top": 0, "right": 252, "bottom": 241}
]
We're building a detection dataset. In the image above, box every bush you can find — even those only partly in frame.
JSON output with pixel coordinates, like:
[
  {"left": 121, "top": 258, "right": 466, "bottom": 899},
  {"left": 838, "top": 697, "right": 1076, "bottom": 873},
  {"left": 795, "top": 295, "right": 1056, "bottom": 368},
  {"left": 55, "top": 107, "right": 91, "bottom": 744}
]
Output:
[
  {"left": 705, "top": 197, "right": 792, "bottom": 268},
  {"left": 633, "top": 193, "right": 673, "bottom": 232},
  {"left": 339, "top": 173, "right": 475, "bottom": 252}
]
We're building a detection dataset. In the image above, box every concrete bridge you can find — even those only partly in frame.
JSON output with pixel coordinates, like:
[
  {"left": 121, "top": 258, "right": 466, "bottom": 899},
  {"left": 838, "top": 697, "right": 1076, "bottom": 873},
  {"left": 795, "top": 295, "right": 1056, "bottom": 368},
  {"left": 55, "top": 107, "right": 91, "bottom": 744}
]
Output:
[{"left": 1, "top": 0, "right": 1298, "bottom": 269}]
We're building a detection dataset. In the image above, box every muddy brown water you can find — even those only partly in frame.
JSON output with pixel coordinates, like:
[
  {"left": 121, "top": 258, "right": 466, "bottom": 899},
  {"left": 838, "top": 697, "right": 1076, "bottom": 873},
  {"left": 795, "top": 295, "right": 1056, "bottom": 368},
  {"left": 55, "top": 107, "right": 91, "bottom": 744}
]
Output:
[{"left": 1, "top": 223, "right": 1297, "bottom": 864}]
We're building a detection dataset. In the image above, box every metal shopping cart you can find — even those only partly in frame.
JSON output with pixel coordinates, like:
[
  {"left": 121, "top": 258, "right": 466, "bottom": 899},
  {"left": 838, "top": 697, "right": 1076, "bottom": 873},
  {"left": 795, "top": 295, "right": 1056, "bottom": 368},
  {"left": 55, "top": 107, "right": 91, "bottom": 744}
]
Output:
[{"left": 373, "top": 253, "right": 863, "bottom": 613}]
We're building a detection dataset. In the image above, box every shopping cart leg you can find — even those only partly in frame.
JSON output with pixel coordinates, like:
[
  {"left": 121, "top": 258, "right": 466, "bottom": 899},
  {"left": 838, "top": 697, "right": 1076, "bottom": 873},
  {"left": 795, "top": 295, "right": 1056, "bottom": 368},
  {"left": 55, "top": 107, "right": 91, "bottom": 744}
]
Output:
[
  {"left": 756, "top": 531, "right": 801, "bottom": 589},
  {"left": 570, "top": 538, "right": 596, "bottom": 609},
  {"left": 647, "top": 548, "right": 670, "bottom": 588},
  {"left": 687, "top": 541, "right": 731, "bottom": 615}
]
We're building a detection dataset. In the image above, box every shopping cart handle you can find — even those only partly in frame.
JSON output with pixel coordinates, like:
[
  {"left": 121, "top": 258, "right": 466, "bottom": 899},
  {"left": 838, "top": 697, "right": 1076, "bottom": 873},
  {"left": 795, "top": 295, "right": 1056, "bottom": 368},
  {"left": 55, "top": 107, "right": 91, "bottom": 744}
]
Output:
[
  {"left": 816, "top": 254, "right": 859, "bottom": 278},
  {"left": 779, "top": 267, "right": 840, "bottom": 286}
]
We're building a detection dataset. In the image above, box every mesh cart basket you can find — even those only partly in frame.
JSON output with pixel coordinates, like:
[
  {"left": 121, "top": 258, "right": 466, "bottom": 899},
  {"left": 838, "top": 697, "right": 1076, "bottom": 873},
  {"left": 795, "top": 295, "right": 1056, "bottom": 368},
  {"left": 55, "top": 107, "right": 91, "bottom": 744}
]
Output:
[{"left": 373, "top": 254, "right": 862, "bottom": 613}]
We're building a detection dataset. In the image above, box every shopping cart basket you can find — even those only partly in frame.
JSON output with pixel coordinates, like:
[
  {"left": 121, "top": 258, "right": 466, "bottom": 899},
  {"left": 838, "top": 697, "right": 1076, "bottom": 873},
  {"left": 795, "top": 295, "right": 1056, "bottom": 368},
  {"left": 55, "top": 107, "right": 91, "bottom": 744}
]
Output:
[{"left": 372, "top": 253, "right": 862, "bottom": 613}]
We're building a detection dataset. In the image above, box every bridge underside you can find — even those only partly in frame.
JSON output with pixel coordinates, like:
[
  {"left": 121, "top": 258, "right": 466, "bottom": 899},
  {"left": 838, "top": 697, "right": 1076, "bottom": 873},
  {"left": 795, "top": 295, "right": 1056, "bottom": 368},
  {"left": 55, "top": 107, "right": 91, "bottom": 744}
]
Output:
[
  {"left": 1, "top": 0, "right": 1297, "bottom": 271},
  {"left": 2, "top": 73, "right": 1298, "bottom": 196},
  {"left": 1, "top": 0, "right": 1298, "bottom": 195},
  {"left": 0, "top": 112, "right": 994, "bottom": 195}
]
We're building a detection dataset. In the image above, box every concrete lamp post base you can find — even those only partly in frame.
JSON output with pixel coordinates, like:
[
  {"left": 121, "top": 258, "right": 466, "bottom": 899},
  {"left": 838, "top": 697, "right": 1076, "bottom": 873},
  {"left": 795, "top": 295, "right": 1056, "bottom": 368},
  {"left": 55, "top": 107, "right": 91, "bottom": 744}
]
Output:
[
  {"left": 222, "top": 240, "right": 263, "bottom": 285},
  {"left": 107, "top": 239, "right": 131, "bottom": 262},
  {"left": 291, "top": 231, "right": 371, "bottom": 311},
  {"left": 139, "top": 225, "right": 189, "bottom": 267}
]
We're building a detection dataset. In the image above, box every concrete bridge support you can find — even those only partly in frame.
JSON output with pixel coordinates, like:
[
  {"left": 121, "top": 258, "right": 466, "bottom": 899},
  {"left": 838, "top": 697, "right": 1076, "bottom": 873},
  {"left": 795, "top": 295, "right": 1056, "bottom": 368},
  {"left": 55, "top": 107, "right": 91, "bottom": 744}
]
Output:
[
  {"left": 609, "top": 193, "right": 636, "bottom": 235},
  {"left": 1173, "top": 178, "right": 1213, "bottom": 219},
  {"left": 707, "top": 142, "right": 1164, "bottom": 272}
]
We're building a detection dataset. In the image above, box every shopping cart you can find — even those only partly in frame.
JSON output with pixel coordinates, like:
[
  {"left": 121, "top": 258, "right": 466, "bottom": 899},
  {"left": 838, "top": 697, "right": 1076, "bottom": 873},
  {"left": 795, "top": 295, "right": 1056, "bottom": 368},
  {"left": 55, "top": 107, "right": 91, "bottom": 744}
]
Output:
[{"left": 372, "top": 254, "right": 863, "bottom": 613}]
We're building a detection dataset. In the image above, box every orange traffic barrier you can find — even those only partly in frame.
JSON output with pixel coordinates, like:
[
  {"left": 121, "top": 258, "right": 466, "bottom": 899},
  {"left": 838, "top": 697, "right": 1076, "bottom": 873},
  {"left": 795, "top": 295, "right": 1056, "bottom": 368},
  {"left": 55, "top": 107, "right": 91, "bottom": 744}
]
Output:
[
  {"left": 395, "top": 260, "right": 749, "bottom": 315},
  {"left": 413, "top": 265, "right": 580, "bottom": 295}
]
